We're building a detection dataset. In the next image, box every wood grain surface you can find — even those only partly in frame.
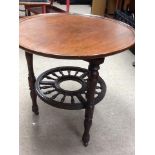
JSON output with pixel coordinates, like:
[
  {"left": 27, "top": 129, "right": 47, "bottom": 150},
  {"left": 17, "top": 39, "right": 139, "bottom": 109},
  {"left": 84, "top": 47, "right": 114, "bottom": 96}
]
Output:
[{"left": 19, "top": 13, "right": 135, "bottom": 59}]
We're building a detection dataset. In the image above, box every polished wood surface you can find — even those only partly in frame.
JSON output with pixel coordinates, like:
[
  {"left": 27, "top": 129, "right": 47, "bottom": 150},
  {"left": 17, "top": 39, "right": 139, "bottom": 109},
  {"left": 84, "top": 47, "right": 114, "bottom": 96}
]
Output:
[{"left": 19, "top": 13, "right": 135, "bottom": 59}]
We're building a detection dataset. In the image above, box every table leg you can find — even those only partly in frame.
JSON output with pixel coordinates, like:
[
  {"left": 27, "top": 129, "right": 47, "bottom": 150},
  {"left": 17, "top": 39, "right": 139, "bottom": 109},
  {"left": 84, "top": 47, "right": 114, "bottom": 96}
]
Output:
[
  {"left": 42, "top": 5, "right": 46, "bottom": 13},
  {"left": 25, "top": 6, "right": 31, "bottom": 16},
  {"left": 82, "top": 58, "right": 104, "bottom": 146},
  {"left": 27, "top": 10, "right": 31, "bottom": 16},
  {"left": 66, "top": 0, "right": 70, "bottom": 12},
  {"left": 25, "top": 52, "right": 39, "bottom": 115}
]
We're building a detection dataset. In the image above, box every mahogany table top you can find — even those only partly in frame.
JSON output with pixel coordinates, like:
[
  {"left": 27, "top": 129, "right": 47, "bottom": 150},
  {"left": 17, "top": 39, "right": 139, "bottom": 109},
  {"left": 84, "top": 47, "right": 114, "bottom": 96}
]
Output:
[{"left": 19, "top": 13, "right": 135, "bottom": 59}]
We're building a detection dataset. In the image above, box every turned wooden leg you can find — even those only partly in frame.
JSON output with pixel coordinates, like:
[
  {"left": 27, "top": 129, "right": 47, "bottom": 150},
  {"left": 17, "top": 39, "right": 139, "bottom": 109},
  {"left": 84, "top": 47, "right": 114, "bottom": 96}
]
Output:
[
  {"left": 25, "top": 6, "right": 31, "bottom": 16},
  {"left": 25, "top": 52, "right": 39, "bottom": 115},
  {"left": 82, "top": 58, "right": 104, "bottom": 146}
]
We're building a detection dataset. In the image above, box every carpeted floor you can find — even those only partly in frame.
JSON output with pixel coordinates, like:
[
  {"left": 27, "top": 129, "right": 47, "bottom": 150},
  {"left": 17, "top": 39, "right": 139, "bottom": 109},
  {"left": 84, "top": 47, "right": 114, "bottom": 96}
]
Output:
[{"left": 19, "top": 3, "right": 135, "bottom": 155}]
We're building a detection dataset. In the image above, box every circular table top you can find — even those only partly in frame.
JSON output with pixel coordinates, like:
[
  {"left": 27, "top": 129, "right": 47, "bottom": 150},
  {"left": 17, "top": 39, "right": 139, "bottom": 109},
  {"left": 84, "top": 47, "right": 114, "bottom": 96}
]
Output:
[{"left": 19, "top": 13, "right": 135, "bottom": 59}]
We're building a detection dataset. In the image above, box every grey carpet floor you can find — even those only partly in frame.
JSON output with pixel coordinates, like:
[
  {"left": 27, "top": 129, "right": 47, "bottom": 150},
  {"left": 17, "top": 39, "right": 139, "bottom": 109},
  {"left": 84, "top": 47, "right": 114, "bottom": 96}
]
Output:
[{"left": 19, "top": 4, "right": 135, "bottom": 155}]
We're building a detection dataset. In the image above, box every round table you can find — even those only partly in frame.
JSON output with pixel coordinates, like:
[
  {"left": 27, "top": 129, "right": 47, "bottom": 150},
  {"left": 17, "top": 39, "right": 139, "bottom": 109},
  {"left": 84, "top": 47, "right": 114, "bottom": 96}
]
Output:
[{"left": 19, "top": 13, "right": 135, "bottom": 146}]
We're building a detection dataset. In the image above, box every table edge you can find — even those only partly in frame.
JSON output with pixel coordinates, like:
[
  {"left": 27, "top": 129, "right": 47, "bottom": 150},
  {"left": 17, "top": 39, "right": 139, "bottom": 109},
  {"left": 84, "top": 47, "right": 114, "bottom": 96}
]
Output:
[
  {"left": 19, "top": 13, "right": 135, "bottom": 60},
  {"left": 20, "top": 44, "right": 134, "bottom": 60}
]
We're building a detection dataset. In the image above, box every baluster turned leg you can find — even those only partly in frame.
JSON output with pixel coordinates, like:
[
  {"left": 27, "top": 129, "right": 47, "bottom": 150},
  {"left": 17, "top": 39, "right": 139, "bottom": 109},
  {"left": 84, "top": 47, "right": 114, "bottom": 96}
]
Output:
[
  {"left": 25, "top": 52, "right": 39, "bottom": 115},
  {"left": 82, "top": 59, "right": 104, "bottom": 146},
  {"left": 25, "top": 5, "right": 31, "bottom": 16}
]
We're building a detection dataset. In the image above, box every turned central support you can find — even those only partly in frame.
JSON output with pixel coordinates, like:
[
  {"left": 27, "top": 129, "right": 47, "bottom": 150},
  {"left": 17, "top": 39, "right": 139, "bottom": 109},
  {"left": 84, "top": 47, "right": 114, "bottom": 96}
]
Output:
[{"left": 82, "top": 58, "right": 105, "bottom": 146}]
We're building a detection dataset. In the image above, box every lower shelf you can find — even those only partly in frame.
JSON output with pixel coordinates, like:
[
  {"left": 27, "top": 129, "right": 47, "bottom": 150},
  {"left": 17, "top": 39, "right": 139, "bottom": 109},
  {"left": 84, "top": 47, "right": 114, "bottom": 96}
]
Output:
[{"left": 35, "top": 66, "right": 106, "bottom": 110}]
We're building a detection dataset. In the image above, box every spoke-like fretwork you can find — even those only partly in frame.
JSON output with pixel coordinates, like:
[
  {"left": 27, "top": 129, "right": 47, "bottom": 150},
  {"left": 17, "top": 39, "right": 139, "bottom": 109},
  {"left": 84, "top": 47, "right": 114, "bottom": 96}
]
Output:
[
  {"left": 71, "top": 96, "right": 75, "bottom": 104},
  {"left": 40, "top": 85, "right": 52, "bottom": 89},
  {"left": 95, "top": 91, "right": 100, "bottom": 94},
  {"left": 61, "top": 95, "right": 66, "bottom": 103},
  {"left": 59, "top": 70, "right": 64, "bottom": 76},
  {"left": 77, "top": 94, "right": 86, "bottom": 103},
  {"left": 40, "top": 81, "right": 54, "bottom": 85},
  {"left": 74, "top": 71, "right": 79, "bottom": 76},
  {"left": 51, "top": 72, "right": 59, "bottom": 78},
  {"left": 68, "top": 70, "right": 71, "bottom": 76},
  {"left": 43, "top": 89, "right": 55, "bottom": 95},
  {"left": 51, "top": 92, "right": 59, "bottom": 99},
  {"left": 96, "top": 86, "right": 101, "bottom": 89},
  {"left": 46, "top": 75, "right": 56, "bottom": 80},
  {"left": 79, "top": 72, "right": 88, "bottom": 78},
  {"left": 84, "top": 79, "right": 88, "bottom": 83}
]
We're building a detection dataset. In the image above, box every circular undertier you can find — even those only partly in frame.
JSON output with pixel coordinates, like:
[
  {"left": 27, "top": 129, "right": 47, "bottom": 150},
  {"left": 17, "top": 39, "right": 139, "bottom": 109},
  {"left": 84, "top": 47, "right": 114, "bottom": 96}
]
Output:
[{"left": 35, "top": 66, "right": 106, "bottom": 110}]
